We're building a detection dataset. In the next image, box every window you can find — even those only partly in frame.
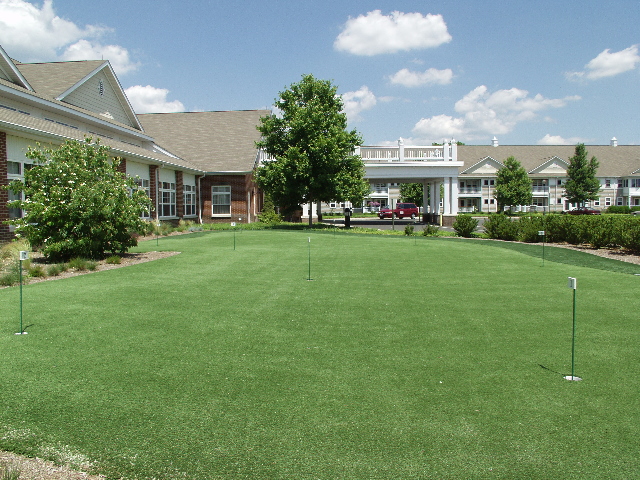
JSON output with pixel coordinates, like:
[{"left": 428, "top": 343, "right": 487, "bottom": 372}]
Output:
[
  {"left": 158, "top": 181, "right": 176, "bottom": 217},
  {"left": 593, "top": 199, "right": 600, "bottom": 206},
  {"left": 557, "top": 179, "right": 563, "bottom": 186},
  {"left": 605, "top": 197, "right": 612, "bottom": 206},
  {"left": 134, "top": 178, "right": 151, "bottom": 218},
  {"left": 7, "top": 160, "right": 32, "bottom": 226},
  {"left": 483, "top": 198, "right": 495, "bottom": 204},
  {"left": 617, "top": 197, "right": 624, "bottom": 206},
  {"left": 632, "top": 179, "right": 640, "bottom": 188},
  {"left": 605, "top": 179, "right": 611, "bottom": 188},
  {"left": 483, "top": 179, "right": 495, "bottom": 186},
  {"left": 184, "top": 184, "right": 196, "bottom": 216},
  {"left": 212, "top": 185, "right": 231, "bottom": 216}
]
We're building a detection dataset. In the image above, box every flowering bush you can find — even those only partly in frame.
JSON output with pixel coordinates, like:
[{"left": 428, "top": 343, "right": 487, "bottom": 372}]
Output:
[{"left": 6, "top": 139, "right": 151, "bottom": 261}]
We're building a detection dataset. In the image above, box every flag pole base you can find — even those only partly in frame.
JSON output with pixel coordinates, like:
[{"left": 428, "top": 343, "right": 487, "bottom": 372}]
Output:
[
  {"left": 14, "top": 332, "right": 28, "bottom": 335},
  {"left": 563, "top": 375, "right": 582, "bottom": 381}
]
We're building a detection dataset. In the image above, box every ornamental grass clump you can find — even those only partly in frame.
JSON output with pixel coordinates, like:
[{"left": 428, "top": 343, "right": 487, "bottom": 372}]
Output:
[
  {"left": 0, "top": 462, "right": 21, "bottom": 480},
  {"left": 106, "top": 255, "right": 122, "bottom": 265}
]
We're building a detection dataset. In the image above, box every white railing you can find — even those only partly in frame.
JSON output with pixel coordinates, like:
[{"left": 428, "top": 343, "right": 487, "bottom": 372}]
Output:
[
  {"left": 357, "top": 140, "right": 458, "bottom": 163},
  {"left": 459, "top": 187, "right": 481, "bottom": 194}
]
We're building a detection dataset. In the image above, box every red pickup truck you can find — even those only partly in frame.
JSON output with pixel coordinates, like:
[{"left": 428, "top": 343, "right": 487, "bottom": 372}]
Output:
[{"left": 378, "top": 203, "right": 419, "bottom": 219}]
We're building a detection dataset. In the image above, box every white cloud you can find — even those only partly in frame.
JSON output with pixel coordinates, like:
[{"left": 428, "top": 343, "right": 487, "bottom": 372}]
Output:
[
  {"left": 341, "top": 86, "right": 377, "bottom": 121},
  {"left": 567, "top": 45, "right": 640, "bottom": 80},
  {"left": 412, "top": 85, "right": 581, "bottom": 142},
  {"left": 62, "top": 39, "right": 139, "bottom": 75},
  {"left": 334, "top": 10, "right": 452, "bottom": 56},
  {"left": 125, "top": 85, "right": 185, "bottom": 114},
  {"left": 389, "top": 67, "right": 453, "bottom": 87},
  {"left": 537, "top": 134, "right": 590, "bottom": 145},
  {"left": 0, "top": 0, "right": 137, "bottom": 75}
]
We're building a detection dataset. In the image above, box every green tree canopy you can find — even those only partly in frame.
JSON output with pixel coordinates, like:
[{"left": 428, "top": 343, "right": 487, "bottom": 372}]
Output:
[
  {"left": 494, "top": 156, "right": 532, "bottom": 212},
  {"left": 564, "top": 144, "right": 600, "bottom": 206},
  {"left": 399, "top": 183, "right": 424, "bottom": 207},
  {"left": 255, "top": 74, "right": 370, "bottom": 224},
  {"left": 6, "top": 138, "right": 151, "bottom": 260}
]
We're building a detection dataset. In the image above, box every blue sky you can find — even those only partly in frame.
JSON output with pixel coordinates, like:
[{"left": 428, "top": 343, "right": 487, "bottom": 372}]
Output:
[{"left": 1, "top": 0, "right": 639, "bottom": 146}]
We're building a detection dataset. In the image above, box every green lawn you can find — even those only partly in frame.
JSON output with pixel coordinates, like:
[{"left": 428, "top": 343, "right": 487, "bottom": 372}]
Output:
[{"left": 1, "top": 230, "right": 638, "bottom": 479}]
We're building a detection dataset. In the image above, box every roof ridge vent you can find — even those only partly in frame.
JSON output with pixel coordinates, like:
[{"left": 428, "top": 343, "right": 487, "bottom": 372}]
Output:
[
  {"left": 491, "top": 136, "right": 499, "bottom": 147},
  {"left": 610, "top": 137, "right": 618, "bottom": 147}
]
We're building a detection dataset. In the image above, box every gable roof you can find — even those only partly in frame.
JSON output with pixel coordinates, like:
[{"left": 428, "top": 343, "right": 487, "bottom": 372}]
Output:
[
  {"left": 0, "top": 45, "right": 32, "bottom": 90},
  {"left": 14, "top": 60, "right": 143, "bottom": 131},
  {"left": 458, "top": 145, "right": 640, "bottom": 177},
  {"left": 138, "top": 110, "right": 270, "bottom": 173}
]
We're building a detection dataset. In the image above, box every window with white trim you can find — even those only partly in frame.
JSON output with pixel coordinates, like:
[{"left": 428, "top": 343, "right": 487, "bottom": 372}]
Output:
[
  {"left": 212, "top": 186, "right": 231, "bottom": 216},
  {"left": 605, "top": 197, "right": 612, "bottom": 206},
  {"left": 133, "top": 178, "right": 151, "bottom": 218},
  {"left": 7, "top": 161, "right": 32, "bottom": 225},
  {"left": 184, "top": 184, "right": 196, "bottom": 216},
  {"left": 158, "top": 181, "right": 176, "bottom": 217},
  {"left": 617, "top": 197, "right": 624, "bottom": 206}
]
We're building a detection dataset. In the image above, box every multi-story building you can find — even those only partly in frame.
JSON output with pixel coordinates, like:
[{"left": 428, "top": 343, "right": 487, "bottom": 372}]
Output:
[{"left": 0, "top": 44, "right": 266, "bottom": 242}]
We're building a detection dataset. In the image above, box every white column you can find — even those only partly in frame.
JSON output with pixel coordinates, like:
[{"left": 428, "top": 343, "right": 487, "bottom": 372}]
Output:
[
  {"left": 450, "top": 176, "right": 459, "bottom": 215},
  {"left": 433, "top": 181, "right": 441, "bottom": 215},
  {"left": 422, "top": 180, "right": 429, "bottom": 214},
  {"left": 443, "top": 178, "right": 451, "bottom": 215}
]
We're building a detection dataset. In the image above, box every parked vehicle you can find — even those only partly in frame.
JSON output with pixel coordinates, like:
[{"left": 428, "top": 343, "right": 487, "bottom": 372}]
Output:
[
  {"left": 378, "top": 203, "right": 419, "bottom": 219},
  {"left": 566, "top": 206, "right": 601, "bottom": 215}
]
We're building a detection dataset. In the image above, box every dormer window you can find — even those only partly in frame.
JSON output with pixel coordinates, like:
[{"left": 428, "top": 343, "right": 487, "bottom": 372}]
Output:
[{"left": 99, "top": 80, "right": 104, "bottom": 96}]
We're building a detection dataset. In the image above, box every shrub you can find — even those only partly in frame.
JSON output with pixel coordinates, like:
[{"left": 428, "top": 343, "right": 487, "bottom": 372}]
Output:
[
  {"left": 452, "top": 214, "right": 478, "bottom": 238},
  {"left": 258, "top": 194, "right": 282, "bottom": 224},
  {"left": 106, "top": 255, "right": 122, "bottom": 265},
  {"left": 517, "top": 216, "right": 545, "bottom": 243},
  {"left": 422, "top": 224, "right": 440, "bottom": 236},
  {"left": 607, "top": 205, "right": 631, "bottom": 214},
  {"left": 483, "top": 214, "right": 519, "bottom": 240},
  {"left": 86, "top": 261, "right": 98, "bottom": 271},
  {"left": 404, "top": 224, "right": 415, "bottom": 236}
]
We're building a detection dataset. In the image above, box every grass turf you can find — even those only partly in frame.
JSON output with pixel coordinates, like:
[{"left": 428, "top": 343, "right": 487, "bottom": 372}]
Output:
[{"left": 0, "top": 230, "right": 638, "bottom": 479}]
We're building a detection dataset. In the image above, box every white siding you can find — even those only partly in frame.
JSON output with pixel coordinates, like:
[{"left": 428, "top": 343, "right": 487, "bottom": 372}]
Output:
[
  {"left": 7, "top": 135, "right": 37, "bottom": 161},
  {"left": 159, "top": 169, "right": 176, "bottom": 184},
  {"left": 126, "top": 161, "right": 150, "bottom": 180},
  {"left": 183, "top": 173, "right": 196, "bottom": 187},
  {"left": 63, "top": 71, "right": 134, "bottom": 127}
]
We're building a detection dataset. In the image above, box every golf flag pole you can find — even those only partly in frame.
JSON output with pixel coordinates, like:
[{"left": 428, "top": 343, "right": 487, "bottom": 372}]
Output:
[
  {"left": 538, "top": 231, "right": 545, "bottom": 266},
  {"left": 307, "top": 237, "right": 312, "bottom": 281},
  {"left": 565, "top": 277, "right": 581, "bottom": 381},
  {"left": 16, "top": 251, "right": 28, "bottom": 335}
]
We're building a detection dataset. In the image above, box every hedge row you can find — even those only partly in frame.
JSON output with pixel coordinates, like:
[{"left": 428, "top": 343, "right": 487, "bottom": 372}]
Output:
[{"left": 483, "top": 214, "right": 640, "bottom": 252}]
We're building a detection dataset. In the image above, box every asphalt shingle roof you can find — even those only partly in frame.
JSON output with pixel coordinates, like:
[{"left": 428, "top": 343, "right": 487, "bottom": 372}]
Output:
[
  {"left": 138, "top": 110, "right": 270, "bottom": 172},
  {"left": 458, "top": 145, "right": 640, "bottom": 177}
]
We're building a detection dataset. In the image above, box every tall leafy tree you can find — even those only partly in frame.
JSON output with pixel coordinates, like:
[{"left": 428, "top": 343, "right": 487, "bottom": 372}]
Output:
[
  {"left": 255, "top": 74, "right": 369, "bottom": 225},
  {"left": 494, "top": 156, "right": 532, "bottom": 212},
  {"left": 564, "top": 143, "right": 600, "bottom": 206},
  {"left": 6, "top": 139, "right": 151, "bottom": 261},
  {"left": 399, "top": 183, "right": 424, "bottom": 207}
]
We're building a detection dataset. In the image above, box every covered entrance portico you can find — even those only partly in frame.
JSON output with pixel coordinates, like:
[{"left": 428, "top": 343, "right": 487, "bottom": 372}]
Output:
[{"left": 358, "top": 140, "right": 464, "bottom": 225}]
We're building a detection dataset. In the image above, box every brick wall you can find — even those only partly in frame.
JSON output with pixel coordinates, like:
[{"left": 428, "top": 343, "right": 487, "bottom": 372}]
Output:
[
  {"left": 175, "top": 170, "right": 183, "bottom": 219},
  {"left": 0, "top": 131, "right": 11, "bottom": 243},
  {"left": 200, "top": 173, "right": 260, "bottom": 223},
  {"left": 149, "top": 165, "right": 158, "bottom": 220}
]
